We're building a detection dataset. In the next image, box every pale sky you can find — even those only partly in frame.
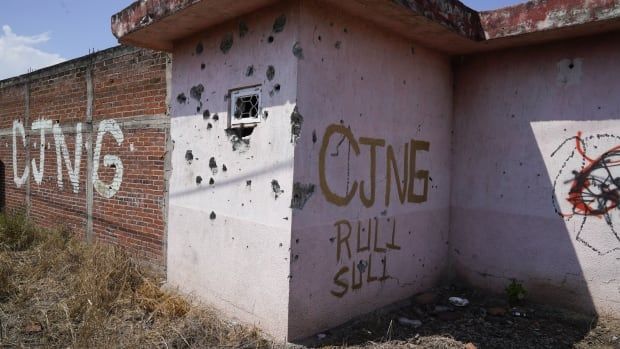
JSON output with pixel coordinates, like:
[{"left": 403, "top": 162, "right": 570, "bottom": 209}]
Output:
[{"left": 0, "top": 0, "right": 524, "bottom": 80}]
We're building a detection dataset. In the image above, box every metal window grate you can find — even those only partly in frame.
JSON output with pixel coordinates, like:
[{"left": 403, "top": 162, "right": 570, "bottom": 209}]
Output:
[
  {"left": 234, "top": 94, "right": 259, "bottom": 119},
  {"left": 230, "top": 86, "right": 261, "bottom": 127}
]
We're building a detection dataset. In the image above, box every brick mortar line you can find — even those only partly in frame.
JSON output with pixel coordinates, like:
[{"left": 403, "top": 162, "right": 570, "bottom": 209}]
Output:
[{"left": 0, "top": 114, "right": 170, "bottom": 136}]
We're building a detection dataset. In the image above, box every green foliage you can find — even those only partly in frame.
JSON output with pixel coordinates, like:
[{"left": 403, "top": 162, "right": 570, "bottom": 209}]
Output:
[{"left": 505, "top": 279, "right": 527, "bottom": 306}]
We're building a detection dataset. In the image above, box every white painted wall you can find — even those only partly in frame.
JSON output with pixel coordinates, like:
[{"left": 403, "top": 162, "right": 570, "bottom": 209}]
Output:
[{"left": 167, "top": 2, "right": 300, "bottom": 339}]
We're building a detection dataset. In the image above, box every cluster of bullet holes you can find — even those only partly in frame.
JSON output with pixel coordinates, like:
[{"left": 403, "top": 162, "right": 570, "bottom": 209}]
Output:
[{"left": 225, "top": 127, "right": 253, "bottom": 152}]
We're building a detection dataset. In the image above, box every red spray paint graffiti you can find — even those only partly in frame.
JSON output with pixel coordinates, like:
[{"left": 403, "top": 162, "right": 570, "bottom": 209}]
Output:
[{"left": 552, "top": 131, "right": 620, "bottom": 255}]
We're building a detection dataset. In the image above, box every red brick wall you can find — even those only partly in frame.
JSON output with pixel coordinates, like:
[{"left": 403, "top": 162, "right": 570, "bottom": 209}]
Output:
[{"left": 0, "top": 46, "right": 169, "bottom": 266}]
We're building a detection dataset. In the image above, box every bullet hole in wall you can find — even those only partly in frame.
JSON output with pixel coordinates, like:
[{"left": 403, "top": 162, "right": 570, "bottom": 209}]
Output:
[
  {"left": 212, "top": 114, "right": 219, "bottom": 121},
  {"left": 207, "top": 123, "right": 213, "bottom": 130},
  {"left": 209, "top": 178, "right": 215, "bottom": 185},
  {"left": 177, "top": 93, "right": 187, "bottom": 104},
  {"left": 268, "top": 36, "right": 274, "bottom": 43},
  {"left": 203, "top": 110, "right": 210, "bottom": 119},
  {"left": 239, "top": 21, "right": 249, "bottom": 38},
  {"left": 220, "top": 33, "right": 233, "bottom": 54},
  {"left": 246, "top": 180, "right": 252, "bottom": 187},
  {"left": 291, "top": 183, "right": 315, "bottom": 209},
  {"left": 266, "top": 66, "right": 275, "bottom": 81},
  {"left": 209, "top": 157, "right": 218, "bottom": 172},
  {"left": 335, "top": 41, "right": 341, "bottom": 49},
  {"left": 411, "top": 46, "right": 415, "bottom": 55},
  {"left": 274, "top": 84, "right": 281, "bottom": 92},
  {"left": 225, "top": 127, "right": 254, "bottom": 152},
  {"left": 246, "top": 65, "right": 255, "bottom": 77},
  {"left": 292, "top": 42, "right": 304, "bottom": 59},
  {"left": 201, "top": 63, "right": 206, "bottom": 70},
  {"left": 312, "top": 130, "right": 317, "bottom": 144},
  {"left": 210, "top": 211, "right": 216, "bottom": 220},
  {"left": 196, "top": 176, "right": 203, "bottom": 184},
  {"left": 196, "top": 42, "right": 204, "bottom": 54},
  {"left": 272, "top": 180, "right": 284, "bottom": 199},
  {"left": 185, "top": 150, "right": 194, "bottom": 162},
  {"left": 290, "top": 106, "right": 303, "bottom": 144},
  {"left": 273, "top": 14, "right": 286, "bottom": 33},
  {"left": 263, "top": 110, "right": 269, "bottom": 119},
  {"left": 190, "top": 84, "right": 204, "bottom": 102},
  {"left": 318, "top": 35, "right": 322, "bottom": 41},
  {"left": 222, "top": 164, "right": 227, "bottom": 172}
]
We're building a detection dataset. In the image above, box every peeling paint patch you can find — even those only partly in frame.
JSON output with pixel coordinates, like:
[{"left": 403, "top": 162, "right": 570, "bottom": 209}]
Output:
[
  {"left": 291, "top": 182, "right": 315, "bottom": 209},
  {"left": 272, "top": 180, "right": 284, "bottom": 199},
  {"left": 291, "top": 106, "right": 303, "bottom": 144},
  {"left": 220, "top": 33, "right": 234, "bottom": 54}
]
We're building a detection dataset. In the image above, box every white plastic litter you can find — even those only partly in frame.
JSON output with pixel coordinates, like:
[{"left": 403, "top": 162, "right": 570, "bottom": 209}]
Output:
[{"left": 448, "top": 297, "right": 470, "bottom": 307}]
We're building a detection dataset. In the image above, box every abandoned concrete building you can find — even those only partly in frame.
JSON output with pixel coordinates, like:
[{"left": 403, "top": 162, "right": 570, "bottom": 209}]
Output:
[{"left": 1, "top": 0, "right": 620, "bottom": 341}]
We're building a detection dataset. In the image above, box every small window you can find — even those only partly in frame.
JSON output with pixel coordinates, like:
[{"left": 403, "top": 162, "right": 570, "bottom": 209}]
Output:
[{"left": 229, "top": 86, "right": 261, "bottom": 128}]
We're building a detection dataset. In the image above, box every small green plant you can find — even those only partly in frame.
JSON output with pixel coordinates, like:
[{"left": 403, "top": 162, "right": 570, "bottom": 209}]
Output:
[{"left": 505, "top": 279, "right": 527, "bottom": 306}]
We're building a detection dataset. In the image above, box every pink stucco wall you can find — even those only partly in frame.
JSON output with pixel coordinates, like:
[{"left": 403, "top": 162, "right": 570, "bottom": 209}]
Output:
[
  {"left": 452, "top": 32, "right": 620, "bottom": 316},
  {"left": 157, "top": 0, "right": 620, "bottom": 340},
  {"left": 289, "top": 0, "right": 454, "bottom": 339}
]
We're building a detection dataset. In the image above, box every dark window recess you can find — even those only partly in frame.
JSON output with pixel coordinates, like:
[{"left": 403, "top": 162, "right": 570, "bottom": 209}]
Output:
[{"left": 234, "top": 94, "right": 259, "bottom": 119}]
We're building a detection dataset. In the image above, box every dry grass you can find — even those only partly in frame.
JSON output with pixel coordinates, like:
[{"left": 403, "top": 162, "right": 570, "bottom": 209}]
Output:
[{"left": 0, "top": 210, "right": 274, "bottom": 348}]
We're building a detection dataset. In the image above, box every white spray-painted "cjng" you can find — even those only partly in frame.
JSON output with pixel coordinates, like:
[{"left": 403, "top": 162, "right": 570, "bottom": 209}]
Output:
[{"left": 12, "top": 118, "right": 124, "bottom": 199}]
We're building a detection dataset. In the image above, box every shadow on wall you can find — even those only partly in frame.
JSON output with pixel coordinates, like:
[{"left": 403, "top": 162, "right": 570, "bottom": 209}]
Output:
[{"left": 446, "top": 36, "right": 620, "bottom": 325}]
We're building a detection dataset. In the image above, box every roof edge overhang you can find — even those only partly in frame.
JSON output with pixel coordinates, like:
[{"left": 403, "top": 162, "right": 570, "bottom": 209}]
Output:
[{"left": 111, "top": 0, "right": 620, "bottom": 55}]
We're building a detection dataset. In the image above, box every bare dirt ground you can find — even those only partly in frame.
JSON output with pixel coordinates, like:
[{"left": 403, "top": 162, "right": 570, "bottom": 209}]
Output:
[
  {"left": 305, "top": 287, "right": 620, "bottom": 349},
  {"left": 1, "top": 211, "right": 619, "bottom": 349}
]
